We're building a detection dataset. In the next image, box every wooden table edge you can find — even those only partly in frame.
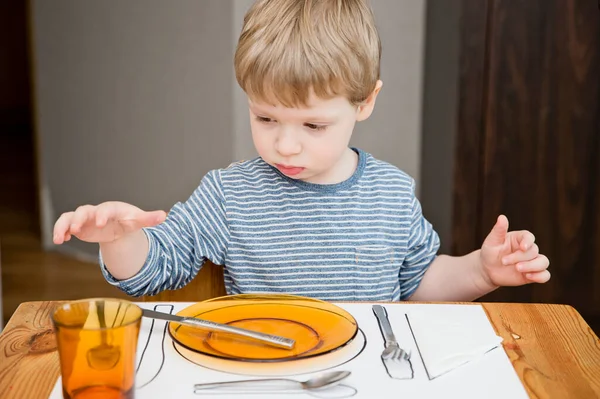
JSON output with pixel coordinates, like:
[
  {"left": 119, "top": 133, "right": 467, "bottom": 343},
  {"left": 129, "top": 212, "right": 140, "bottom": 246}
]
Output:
[
  {"left": 3, "top": 299, "right": 597, "bottom": 338},
  {"left": 1, "top": 300, "right": 599, "bottom": 399}
]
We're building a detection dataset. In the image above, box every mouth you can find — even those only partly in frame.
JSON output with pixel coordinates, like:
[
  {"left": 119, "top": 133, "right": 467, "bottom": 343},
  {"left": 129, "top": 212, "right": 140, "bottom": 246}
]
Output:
[{"left": 275, "top": 164, "right": 305, "bottom": 176}]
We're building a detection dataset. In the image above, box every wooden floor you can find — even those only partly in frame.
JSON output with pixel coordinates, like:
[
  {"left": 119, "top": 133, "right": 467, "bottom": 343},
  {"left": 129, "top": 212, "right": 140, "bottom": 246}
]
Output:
[{"left": 1, "top": 131, "right": 127, "bottom": 327}]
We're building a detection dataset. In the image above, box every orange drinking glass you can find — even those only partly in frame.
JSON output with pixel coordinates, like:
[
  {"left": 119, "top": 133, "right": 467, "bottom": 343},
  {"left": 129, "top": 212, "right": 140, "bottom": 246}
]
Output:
[{"left": 51, "top": 298, "right": 142, "bottom": 399}]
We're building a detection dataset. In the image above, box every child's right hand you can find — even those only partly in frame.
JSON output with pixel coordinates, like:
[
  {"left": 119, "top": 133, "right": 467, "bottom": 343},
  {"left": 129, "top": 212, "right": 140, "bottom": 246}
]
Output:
[{"left": 53, "top": 201, "right": 167, "bottom": 245}]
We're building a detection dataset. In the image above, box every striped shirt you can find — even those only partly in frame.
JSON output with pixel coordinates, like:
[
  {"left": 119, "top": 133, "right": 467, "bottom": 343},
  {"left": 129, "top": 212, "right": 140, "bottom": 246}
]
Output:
[{"left": 100, "top": 148, "right": 440, "bottom": 301}]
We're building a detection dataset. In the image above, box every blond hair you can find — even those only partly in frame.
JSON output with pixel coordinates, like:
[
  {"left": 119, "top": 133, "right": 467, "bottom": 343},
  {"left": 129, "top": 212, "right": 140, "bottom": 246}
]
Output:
[{"left": 234, "top": 0, "right": 381, "bottom": 107}]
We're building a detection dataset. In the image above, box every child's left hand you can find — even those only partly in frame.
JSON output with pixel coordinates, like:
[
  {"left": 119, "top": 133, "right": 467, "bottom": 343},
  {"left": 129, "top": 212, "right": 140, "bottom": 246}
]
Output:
[{"left": 479, "top": 215, "right": 550, "bottom": 287}]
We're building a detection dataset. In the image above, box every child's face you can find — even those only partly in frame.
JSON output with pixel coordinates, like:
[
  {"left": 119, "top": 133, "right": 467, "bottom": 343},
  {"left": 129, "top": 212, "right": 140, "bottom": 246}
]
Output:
[{"left": 248, "top": 86, "right": 380, "bottom": 185}]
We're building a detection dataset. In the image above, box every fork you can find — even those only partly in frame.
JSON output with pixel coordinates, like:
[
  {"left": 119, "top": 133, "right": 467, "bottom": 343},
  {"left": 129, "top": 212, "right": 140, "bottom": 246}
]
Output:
[{"left": 372, "top": 305, "right": 414, "bottom": 379}]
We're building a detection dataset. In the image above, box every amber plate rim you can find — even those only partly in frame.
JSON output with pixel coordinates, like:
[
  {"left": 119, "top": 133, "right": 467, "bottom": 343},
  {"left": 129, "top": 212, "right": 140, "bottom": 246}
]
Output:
[
  {"left": 167, "top": 301, "right": 359, "bottom": 363},
  {"left": 172, "top": 327, "right": 369, "bottom": 377}
]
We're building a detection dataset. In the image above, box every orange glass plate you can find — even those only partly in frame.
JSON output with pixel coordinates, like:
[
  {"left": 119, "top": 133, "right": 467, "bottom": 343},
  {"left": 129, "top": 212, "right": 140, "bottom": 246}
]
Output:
[
  {"left": 174, "top": 328, "right": 366, "bottom": 377},
  {"left": 168, "top": 294, "right": 358, "bottom": 362}
]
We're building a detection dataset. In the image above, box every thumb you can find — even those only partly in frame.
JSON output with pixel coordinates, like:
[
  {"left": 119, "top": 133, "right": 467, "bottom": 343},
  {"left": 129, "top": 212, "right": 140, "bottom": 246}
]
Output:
[
  {"left": 135, "top": 210, "right": 167, "bottom": 228},
  {"left": 484, "top": 214, "right": 509, "bottom": 246}
]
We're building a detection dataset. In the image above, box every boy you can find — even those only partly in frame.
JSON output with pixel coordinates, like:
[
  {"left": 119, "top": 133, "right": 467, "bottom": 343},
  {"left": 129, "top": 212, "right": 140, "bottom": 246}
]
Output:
[{"left": 53, "top": 0, "right": 549, "bottom": 302}]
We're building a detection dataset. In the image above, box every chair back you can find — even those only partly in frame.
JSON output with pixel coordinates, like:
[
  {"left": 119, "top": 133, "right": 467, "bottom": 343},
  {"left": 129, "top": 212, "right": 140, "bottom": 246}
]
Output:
[{"left": 142, "top": 260, "right": 226, "bottom": 302}]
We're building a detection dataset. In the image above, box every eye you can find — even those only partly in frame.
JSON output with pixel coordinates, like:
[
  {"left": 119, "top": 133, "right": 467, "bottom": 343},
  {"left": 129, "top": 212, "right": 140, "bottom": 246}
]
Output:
[
  {"left": 256, "top": 116, "right": 274, "bottom": 123},
  {"left": 304, "top": 123, "right": 327, "bottom": 131}
]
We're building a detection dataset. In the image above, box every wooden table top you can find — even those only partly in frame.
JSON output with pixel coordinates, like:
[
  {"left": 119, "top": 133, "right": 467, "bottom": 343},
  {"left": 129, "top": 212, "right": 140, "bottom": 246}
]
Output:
[{"left": 0, "top": 301, "right": 599, "bottom": 398}]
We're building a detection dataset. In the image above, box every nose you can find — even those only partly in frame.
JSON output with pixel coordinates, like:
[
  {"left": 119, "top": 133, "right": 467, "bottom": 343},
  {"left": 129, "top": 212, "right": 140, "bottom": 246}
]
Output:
[{"left": 275, "top": 128, "right": 302, "bottom": 157}]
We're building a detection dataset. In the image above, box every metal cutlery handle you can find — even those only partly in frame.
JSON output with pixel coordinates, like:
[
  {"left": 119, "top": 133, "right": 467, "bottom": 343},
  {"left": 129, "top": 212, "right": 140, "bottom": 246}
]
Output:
[
  {"left": 194, "top": 384, "right": 359, "bottom": 398},
  {"left": 372, "top": 305, "right": 398, "bottom": 347},
  {"left": 194, "top": 378, "right": 300, "bottom": 391},
  {"left": 181, "top": 317, "right": 295, "bottom": 349},
  {"left": 141, "top": 309, "right": 295, "bottom": 349}
]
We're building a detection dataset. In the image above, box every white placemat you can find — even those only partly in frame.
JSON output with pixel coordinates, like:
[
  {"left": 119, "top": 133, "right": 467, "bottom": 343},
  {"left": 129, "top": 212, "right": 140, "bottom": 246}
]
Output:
[{"left": 48, "top": 302, "right": 528, "bottom": 399}]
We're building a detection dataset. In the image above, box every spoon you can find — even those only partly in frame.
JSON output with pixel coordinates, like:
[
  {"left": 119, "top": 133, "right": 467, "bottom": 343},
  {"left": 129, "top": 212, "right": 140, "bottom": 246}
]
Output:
[
  {"left": 193, "top": 370, "right": 351, "bottom": 392},
  {"left": 86, "top": 300, "right": 121, "bottom": 370}
]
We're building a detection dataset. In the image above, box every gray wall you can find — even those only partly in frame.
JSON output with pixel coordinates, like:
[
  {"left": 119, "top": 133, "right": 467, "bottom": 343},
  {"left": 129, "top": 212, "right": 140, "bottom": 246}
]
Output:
[
  {"left": 232, "top": 0, "right": 256, "bottom": 162},
  {"left": 352, "top": 0, "right": 426, "bottom": 183},
  {"left": 419, "top": 0, "right": 461, "bottom": 253},
  {"left": 32, "top": 0, "right": 234, "bottom": 256},
  {"left": 31, "top": 0, "right": 434, "bottom": 258}
]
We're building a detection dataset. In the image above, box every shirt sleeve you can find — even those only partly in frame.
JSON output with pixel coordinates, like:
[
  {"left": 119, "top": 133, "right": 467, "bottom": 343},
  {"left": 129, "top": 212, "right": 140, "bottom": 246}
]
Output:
[
  {"left": 398, "top": 178, "right": 440, "bottom": 300},
  {"left": 99, "top": 169, "right": 230, "bottom": 297}
]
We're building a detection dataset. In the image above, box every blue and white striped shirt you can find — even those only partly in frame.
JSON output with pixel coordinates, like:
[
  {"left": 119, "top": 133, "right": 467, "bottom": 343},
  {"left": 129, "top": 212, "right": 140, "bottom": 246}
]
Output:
[{"left": 101, "top": 148, "right": 440, "bottom": 301}]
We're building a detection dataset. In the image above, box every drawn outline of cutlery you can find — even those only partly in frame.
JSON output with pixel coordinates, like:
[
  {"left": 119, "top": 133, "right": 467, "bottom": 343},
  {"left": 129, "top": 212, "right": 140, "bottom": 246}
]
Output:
[
  {"left": 372, "top": 305, "right": 414, "bottom": 379},
  {"left": 135, "top": 303, "right": 174, "bottom": 389}
]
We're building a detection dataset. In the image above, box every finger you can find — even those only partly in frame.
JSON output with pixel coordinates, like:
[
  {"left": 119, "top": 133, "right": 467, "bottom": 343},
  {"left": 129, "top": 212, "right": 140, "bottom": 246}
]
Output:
[
  {"left": 95, "top": 203, "right": 115, "bottom": 228},
  {"left": 64, "top": 233, "right": 72, "bottom": 242},
  {"left": 484, "top": 214, "right": 509, "bottom": 246},
  {"left": 502, "top": 244, "right": 539, "bottom": 265},
  {"left": 525, "top": 270, "right": 551, "bottom": 283},
  {"left": 515, "top": 230, "right": 536, "bottom": 251},
  {"left": 53, "top": 212, "right": 74, "bottom": 244},
  {"left": 134, "top": 210, "right": 167, "bottom": 228},
  {"left": 70, "top": 205, "right": 95, "bottom": 234},
  {"left": 515, "top": 254, "right": 549, "bottom": 273}
]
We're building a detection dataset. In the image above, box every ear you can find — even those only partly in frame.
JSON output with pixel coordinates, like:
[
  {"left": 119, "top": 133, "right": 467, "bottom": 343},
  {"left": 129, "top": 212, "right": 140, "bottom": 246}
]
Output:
[{"left": 356, "top": 80, "right": 383, "bottom": 122}]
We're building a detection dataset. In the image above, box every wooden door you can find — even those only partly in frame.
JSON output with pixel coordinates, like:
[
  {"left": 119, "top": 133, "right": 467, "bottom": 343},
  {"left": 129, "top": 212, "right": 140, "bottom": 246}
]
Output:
[{"left": 452, "top": 0, "right": 600, "bottom": 331}]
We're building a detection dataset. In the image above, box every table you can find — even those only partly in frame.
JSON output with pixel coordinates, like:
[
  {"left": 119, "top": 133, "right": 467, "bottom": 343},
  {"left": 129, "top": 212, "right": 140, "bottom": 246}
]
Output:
[{"left": 0, "top": 301, "right": 598, "bottom": 398}]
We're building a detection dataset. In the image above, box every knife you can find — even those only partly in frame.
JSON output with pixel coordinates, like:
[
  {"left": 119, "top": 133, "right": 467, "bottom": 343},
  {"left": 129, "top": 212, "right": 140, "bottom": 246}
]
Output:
[
  {"left": 372, "top": 305, "right": 414, "bottom": 379},
  {"left": 141, "top": 308, "right": 295, "bottom": 350}
]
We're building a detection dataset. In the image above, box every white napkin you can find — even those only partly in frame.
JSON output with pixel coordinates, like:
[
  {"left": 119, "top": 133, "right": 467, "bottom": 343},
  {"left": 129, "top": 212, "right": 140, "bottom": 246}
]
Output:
[{"left": 406, "top": 305, "right": 504, "bottom": 380}]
